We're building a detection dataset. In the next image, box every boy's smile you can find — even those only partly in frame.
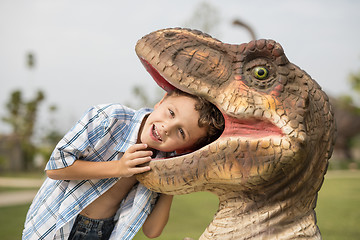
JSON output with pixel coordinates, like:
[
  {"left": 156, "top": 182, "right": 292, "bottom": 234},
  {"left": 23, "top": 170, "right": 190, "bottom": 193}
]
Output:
[
  {"left": 139, "top": 94, "right": 207, "bottom": 154},
  {"left": 151, "top": 124, "right": 163, "bottom": 142}
]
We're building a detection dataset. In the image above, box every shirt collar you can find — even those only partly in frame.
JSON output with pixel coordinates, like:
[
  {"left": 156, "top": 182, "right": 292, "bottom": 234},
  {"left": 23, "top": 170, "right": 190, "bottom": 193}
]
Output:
[{"left": 114, "top": 107, "right": 153, "bottom": 152}]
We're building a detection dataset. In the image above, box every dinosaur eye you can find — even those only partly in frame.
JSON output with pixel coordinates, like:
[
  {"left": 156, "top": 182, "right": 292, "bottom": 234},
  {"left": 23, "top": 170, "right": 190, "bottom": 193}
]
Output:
[
  {"left": 253, "top": 67, "right": 269, "bottom": 80},
  {"left": 244, "top": 59, "right": 276, "bottom": 89}
]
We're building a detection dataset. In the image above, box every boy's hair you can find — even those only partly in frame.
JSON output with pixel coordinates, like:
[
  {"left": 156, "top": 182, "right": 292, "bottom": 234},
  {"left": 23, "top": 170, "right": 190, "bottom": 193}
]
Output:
[{"left": 167, "top": 89, "right": 225, "bottom": 151}]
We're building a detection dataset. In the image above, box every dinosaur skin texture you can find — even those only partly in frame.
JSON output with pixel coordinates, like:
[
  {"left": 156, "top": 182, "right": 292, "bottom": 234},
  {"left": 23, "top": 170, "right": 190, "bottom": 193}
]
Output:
[{"left": 135, "top": 28, "right": 336, "bottom": 240}]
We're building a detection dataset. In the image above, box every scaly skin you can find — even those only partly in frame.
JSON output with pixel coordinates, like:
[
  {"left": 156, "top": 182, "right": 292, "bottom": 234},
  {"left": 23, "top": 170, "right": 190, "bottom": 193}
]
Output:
[{"left": 135, "top": 28, "right": 336, "bottom": 240}]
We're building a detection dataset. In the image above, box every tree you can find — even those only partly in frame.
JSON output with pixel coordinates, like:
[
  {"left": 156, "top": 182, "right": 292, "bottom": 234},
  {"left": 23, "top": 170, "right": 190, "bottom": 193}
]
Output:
[
  {"left": 232, "top": 19, "right": 257, "bottom": 41},
  {"left": 37, "top": 104, "right": 63, "bottom": 164},
  {"left": 331, "top": 65, "right": 360, "bottom": 162},
  {"left": 127, "top": 85, "right": 164, "bottom": 109},
  {"left": 2, "top": 90, "right": 45, "bottom": 169},
  {"left": 349, "top": 68, "right": 360, "bottom": 93},
  {"left": 349, "top": 67, "right": 360, "bottom": 107},
  {"left": 183, "top": 2, "right": 221, "bottom": 35}
]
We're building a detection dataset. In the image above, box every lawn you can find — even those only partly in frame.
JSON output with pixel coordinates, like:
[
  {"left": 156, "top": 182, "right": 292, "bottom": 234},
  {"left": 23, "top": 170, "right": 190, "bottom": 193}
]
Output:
[
  {"left": 0, "top": 203, "right": 31, "bottom": 240},
  {"left": 316, "top": 171, "right": 360, "bottom": 240},
  {"left": 1, "top": 170, "right": 359, "bottom": 240}
]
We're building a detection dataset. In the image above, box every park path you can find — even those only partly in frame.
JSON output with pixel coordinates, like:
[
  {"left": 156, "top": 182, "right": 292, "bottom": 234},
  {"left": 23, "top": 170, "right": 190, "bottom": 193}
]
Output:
[{"left": 0, "top": 177, "right": 43, "bottom": 207}]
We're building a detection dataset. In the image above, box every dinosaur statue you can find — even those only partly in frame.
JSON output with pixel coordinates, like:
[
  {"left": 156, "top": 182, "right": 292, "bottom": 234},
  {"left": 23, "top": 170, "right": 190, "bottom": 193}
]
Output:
[{"left": 135, "top": 28, "right": 336, "bottom": 239}]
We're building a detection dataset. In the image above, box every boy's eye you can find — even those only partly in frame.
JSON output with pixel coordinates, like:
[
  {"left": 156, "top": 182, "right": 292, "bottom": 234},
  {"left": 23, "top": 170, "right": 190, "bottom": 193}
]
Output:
[
  {"left": 178, "top": 128, "right": 185, "bottom": 139},
  {"left": 168, "top": 109, "right": 175, "bottom": 117}
]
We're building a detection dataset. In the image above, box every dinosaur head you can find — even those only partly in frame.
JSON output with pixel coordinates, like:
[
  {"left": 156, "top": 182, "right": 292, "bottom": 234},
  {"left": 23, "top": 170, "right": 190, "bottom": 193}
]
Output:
[{"left": 135, "top": 28, "right": 336, "bottom": 203}]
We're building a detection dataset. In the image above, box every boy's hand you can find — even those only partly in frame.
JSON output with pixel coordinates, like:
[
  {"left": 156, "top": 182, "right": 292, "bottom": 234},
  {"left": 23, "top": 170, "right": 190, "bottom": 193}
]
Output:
[{"left": 117, "top": 144, "right": 153, "bottom": 177}]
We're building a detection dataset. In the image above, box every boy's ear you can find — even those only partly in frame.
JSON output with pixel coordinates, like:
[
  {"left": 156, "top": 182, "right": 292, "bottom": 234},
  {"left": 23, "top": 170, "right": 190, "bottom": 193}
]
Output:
[{"left": 154, "top": 92, "right": 168, "bottom": 109}]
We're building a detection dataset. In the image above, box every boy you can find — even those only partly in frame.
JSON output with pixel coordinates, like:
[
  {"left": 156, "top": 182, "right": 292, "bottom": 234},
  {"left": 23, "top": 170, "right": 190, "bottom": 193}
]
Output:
[{"left": 23, "top": 90, "right": 224, "bottom": 240}]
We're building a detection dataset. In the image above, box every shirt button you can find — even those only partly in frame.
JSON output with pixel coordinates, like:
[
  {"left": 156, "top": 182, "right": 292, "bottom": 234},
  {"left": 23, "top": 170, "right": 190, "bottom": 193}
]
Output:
[
  {"left": 84, "top": 220, "right": 90, "bottom": 225},
  {"left": 74, "top": 205, "right": 80, "bottom": 211}
]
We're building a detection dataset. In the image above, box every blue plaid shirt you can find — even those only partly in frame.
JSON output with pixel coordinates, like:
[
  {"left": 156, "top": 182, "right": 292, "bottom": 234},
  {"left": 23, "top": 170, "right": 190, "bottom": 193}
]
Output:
[{"left": 23, "top": 104, "right": 163, "bottom": 240}]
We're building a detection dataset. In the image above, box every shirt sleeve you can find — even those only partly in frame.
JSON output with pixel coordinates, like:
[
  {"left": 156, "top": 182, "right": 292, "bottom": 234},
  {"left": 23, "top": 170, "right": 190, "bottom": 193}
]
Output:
[{"left": 45, "top": 104, "right": 129, "bottom": 170}]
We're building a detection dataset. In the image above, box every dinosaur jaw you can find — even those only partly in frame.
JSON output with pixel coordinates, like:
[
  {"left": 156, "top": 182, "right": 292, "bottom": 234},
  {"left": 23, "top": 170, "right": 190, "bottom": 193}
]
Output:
[{"left": 139, "top": 57, "right": 284, "bottom": 140}]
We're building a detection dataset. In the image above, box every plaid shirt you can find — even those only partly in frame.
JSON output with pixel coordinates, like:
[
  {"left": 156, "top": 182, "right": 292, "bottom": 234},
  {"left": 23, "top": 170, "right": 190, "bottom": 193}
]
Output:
[{"left": 23, "top": 104, "right": 163, "bottom": 240}]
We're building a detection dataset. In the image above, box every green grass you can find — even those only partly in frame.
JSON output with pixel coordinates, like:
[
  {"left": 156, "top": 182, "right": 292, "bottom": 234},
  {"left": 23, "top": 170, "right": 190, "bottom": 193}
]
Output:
[
  {"left": 1, "top": 170, "right": 359, "bottom": 240},
  {"left": 0, "top": 187, "right": 40, "bottom": 193},
  {"left": 316, "top": 171, "right": 360, "bottom": 240},
  {"left": 0, "top": 171, "right": 45, "bottom": 179},
  {"left": 0, "top": 204, "right": 30, "bottom": 240},
  {"left": 134, "top": 192, "right": 218, "bottom": 240}
]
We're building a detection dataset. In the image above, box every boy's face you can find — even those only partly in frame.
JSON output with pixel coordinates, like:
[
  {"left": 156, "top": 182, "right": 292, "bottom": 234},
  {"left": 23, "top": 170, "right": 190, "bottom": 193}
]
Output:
[{"left": 140, "top": 94, "right": 207, "bottom": 154}]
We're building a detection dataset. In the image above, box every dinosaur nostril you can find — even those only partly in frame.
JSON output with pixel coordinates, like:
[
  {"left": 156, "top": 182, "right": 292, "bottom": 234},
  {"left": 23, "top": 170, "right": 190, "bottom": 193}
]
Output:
[{"left": 164, "top": 32, "right": 177, "bottom": 38}]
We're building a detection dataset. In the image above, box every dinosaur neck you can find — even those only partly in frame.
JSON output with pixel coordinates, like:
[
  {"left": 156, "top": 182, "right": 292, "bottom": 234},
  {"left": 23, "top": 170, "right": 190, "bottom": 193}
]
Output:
[{"left": 200, "top": 192, "right": 321, "bottom": 240}]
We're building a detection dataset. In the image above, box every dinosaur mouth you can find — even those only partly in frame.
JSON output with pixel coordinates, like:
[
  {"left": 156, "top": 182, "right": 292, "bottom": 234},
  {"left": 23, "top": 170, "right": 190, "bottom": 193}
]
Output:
[
  {"left": 140, "top": 58, "right": 177, "bottom": 92},
  {"left": 139, "top": 58, "right": 283, "bottom": 141},
  {"left": 222, "top": 115, "right": 283, "bottom": 138}
]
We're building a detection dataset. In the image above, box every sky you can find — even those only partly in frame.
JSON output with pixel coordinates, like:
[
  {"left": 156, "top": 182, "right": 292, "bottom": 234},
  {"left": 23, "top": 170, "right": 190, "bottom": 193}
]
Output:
[{"left": 1, "top": 0, "right": 360, "bottom": 136}]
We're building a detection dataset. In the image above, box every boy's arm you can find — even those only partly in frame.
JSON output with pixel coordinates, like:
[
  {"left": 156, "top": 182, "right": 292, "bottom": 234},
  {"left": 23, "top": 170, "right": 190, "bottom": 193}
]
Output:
[
  {"left": 46, "top": 144, "right": 152, "bottom": 180},
  {"left": 141, "top": 194, "right": 174, "bottom": 238}
]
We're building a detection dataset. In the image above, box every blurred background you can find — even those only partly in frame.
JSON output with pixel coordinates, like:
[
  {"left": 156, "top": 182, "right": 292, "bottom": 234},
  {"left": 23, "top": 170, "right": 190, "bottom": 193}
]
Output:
[{"left": 0, "top": 0, "right": 359, "bottom": 239}]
